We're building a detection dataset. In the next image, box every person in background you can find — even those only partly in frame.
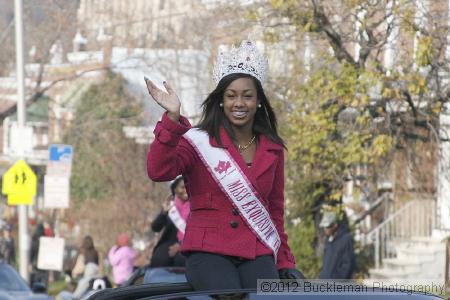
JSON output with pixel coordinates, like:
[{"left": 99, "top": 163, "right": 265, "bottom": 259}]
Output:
[
  {"left": 71, "top": 235, "right": 99, "bottom": 283},
  {"left": 0, "top": 224, "right": 15, "bottom": 266},
  {"left": 30, "top": 223, "right": 45, "bottom": 271},
  {"left": 108, "top": 233, "right": 135, "bottom": 286},
  {"left": 29, "top": 218, "right": 53, "bottom": 270},
  {"left": 149, "top": 176, "right": 189, "bottom": 267},
  {"left": 58, "top": 235, "right": 100, "bottom": 300},
  {"left": 58, "top": 259, "right": 100, "bottom": 300},
  {"left": 43, "top": 220, "right": 54, "bottom": 237},
  {"left": 319, "top": 211, "right": 355, "bottom": 279}
]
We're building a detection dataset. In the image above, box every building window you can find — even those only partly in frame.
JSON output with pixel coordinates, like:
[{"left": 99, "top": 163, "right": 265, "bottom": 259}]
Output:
[{"left": 159, "top": 0, "right": 165, "bottom": 10}]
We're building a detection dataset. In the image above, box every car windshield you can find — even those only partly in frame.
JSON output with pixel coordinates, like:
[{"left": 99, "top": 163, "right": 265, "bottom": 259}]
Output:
[{"left": 0, "top": 265, "right": 30, "bottom": 291}]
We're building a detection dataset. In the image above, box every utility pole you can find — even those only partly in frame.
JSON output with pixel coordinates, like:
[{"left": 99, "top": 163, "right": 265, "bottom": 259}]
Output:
[{"left": 14, "top": 0, "right": 29, "bottom": 282}]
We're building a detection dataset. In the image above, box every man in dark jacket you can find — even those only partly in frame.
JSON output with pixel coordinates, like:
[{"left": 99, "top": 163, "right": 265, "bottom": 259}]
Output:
[{"left": 319, "top": 212, "right": 355, "bottom": 279}]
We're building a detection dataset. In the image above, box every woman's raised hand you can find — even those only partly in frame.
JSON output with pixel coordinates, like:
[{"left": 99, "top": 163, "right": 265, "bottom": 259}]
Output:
[{"left": 145, "top": 77, "right": 181, "bottom": 122}]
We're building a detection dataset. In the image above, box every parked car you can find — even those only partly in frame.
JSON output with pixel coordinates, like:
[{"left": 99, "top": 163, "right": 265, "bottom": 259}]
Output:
[{"left": 0, "top": 261, "right": 53, "bottom": 300}]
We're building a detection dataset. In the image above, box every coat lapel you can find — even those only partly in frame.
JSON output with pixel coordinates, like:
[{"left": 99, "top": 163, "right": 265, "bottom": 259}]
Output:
[
  {"left": 209, "top": 127, "right": 282, "bottom": 192},
  {"left": 209, "top": 127, "right": 249, "bottom": 178},
  {"left": 251, "top": 135, "right": 281, "bottom": 176}
]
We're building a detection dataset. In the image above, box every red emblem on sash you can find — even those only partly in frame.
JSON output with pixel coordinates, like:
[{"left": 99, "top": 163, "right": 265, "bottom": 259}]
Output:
[{"left": 214, "top": 160, "right": 231, "bottom": 174}]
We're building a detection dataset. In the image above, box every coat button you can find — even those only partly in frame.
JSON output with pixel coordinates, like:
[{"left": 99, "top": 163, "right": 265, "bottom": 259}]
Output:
[
  {"left": 232, "top": 208, "right": 239, "bottom": 216},
  {"left": 230, "top": 220, "right": 239, "bottom": 228}
]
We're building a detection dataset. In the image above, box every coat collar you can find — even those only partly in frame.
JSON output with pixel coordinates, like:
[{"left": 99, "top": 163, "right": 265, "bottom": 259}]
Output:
[{"left": 208, "top": 127, "right": 283, "bottom": 188}]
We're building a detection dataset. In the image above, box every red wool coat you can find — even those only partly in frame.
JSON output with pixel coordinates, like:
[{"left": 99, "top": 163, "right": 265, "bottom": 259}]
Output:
[{"left": 147, "top": 113, "right": 296, "bottom": 270}]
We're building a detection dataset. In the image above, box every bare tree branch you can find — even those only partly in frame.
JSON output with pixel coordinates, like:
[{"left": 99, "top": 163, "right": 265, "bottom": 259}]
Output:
[
  {"left": 402, "top": 90, "right": 418, "bottom": 118},
  {"left": 310, "top": 0, "right": 357, "bottom": 66},
  {"left": 0, "top": 65, "right": 110, "bottom": 119}
]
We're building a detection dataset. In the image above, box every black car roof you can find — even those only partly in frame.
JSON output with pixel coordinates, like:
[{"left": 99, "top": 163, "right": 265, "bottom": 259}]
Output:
[
  {"left": 87, "top": 282, "right": 193, "bottom": 300},
  {"left": 86, "top": 282, "right": 445, "bottom": 300}
]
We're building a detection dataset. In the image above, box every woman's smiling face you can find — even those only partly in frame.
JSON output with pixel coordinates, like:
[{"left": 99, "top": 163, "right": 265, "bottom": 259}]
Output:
[{"left": 222, "top": 77, "right": 258, "bottom": 130}]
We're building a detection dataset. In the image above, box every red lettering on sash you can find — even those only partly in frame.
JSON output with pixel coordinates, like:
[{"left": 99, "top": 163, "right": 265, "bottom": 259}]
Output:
[
  {"left": 273, "top": 239, "right": 281, "bottom": 250},
  {"left": 232, "top": 187, "right": 248, "bottom": 197},
  {"left": 264, "top": 226, "right": 275, "bottom": 240},
  {"left": 257, "top": 219, "right": 270, "bottom": 231},
  {"left": 249, "top": 209, "right": 263, "bottom": 220},
  {"left": 245, "top": 204, "right": 259, "bottom": 214},
  {"left": 227, "top": 180, "right": 244, "bottom": 191},
  {"left": 241, "top": 200, "right": 257, "bottom": 209},
  {"left": 236, "top": 193, "right": 251, "bottom": 201}
]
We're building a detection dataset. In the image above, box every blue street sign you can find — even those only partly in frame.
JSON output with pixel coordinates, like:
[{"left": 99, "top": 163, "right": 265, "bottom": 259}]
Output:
[{"left": 49, "top": 144, "right": 73, "bottom": 163}]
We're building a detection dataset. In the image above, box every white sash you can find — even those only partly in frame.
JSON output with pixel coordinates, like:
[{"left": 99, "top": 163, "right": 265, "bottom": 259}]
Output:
[
  {"left": 168, "top": 201, "right": 186, "bottom": 234},
  {"left": 184, "top": 128, "right": 281, "bottom": 261}
]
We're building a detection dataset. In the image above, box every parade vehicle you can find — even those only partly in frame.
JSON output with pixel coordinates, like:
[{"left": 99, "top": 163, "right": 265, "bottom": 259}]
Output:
[{"left": 86, "top": 278, "right": 446, "bottom": 300}]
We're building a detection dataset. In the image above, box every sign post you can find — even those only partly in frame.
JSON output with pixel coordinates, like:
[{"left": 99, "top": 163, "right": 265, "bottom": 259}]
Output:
[
  {"left": 1, "top": 159, "right": 36, "bottom": 282},
  {"left": 13, "top": 0, "right": 28, "bottom": 281}
]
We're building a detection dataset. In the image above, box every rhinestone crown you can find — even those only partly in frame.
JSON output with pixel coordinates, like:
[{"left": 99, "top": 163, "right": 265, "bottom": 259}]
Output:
[{"left": 213, "top": 40, "right": 268, "bottom": 85}]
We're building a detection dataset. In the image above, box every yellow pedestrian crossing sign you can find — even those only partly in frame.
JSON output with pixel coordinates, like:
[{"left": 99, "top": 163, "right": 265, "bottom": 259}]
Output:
[{"left": 2, "top": 159, "right": 37, "bottom": 205}]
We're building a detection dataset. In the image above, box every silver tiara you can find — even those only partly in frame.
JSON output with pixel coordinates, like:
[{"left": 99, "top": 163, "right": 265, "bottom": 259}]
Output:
[{"left": 213, "top": 40, "right": 268, "bottom": 85}]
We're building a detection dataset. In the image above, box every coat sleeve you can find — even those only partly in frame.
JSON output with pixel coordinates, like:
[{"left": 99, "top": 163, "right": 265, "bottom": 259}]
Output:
[
  {"left": 151, "top": 211, "right": 168, "bottom": 233},
  {"left": 335, "top": 234, "right": 355, "bottom": 279},
  {"left": 147, "top": 112, "right": 196, "bottom": 182},
  {"left": 108, "top": 246, "right": 121, "bottom": 266},
  {"left": 268, "top": 150, "right": 296, "bottom": 270},
  {"left": 128, "top": 248, "right": 136, "bottom": 260}
]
